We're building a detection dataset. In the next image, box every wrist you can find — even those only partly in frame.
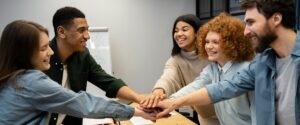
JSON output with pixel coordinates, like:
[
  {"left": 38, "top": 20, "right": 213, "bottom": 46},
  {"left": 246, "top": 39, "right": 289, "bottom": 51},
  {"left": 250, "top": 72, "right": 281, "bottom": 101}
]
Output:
[
  {"left": 133, "top": 107, "right": 142, "bottom": 116},
  {"left": 175, "top": 97, "right": 185, "bottom": 108},
  {"left": 153, "top": 88, "right": 165, "bottom": 95},
  {"left": 134, "top": 94, "right": 143, "bottom": 103}
]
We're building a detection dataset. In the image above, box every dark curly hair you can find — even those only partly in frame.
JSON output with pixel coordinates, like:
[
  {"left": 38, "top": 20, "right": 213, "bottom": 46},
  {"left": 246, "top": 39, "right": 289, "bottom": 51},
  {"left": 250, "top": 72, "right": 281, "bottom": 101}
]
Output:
[{"left": 197, "top": 13, "right": 255, "bottom": 62}]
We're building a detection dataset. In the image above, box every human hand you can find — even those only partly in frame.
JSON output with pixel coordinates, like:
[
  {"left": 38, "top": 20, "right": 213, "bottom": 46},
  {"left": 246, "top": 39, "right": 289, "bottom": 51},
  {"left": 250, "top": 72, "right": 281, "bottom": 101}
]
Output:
[
  {"left": 134, "top": 107, "right": 157, "bottom": 122},
  {"left": 140, "top": 89, "right": 166, "bottom": 108},
  {"left": 155, "top": 98, "right": 179, "bottom": 118}
]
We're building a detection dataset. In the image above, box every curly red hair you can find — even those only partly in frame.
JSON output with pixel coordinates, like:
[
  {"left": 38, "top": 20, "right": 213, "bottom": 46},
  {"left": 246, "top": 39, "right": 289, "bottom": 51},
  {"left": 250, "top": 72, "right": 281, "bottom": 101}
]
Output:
[{"left": 197, "top": 13, "right": 255, "bottom": 62}]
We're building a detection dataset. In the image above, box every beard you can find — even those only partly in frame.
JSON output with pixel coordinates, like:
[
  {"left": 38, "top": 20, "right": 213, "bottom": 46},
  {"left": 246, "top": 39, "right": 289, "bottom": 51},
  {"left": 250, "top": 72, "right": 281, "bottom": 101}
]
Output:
[{"left": 255, "top": 24, "right": 277, "bottom": 53}]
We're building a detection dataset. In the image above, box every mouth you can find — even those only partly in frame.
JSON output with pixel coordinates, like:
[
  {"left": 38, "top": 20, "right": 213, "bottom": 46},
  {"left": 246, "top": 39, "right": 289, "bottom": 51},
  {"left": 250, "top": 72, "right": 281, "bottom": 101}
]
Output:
[
  {"left": 81, "top": 41, "right": 87, "bottom": 47},
  {"left": 43, "top": 59, "right": 50, "bottom": 64},
  {"left": 177, "top": 39, "right": 187, "bottom": 44},
  {"left": 251, "top": 36, "right": 258, "bottom": 41},
  {"left": 206, "top": 51, "right": 217, "bottom": 56}
]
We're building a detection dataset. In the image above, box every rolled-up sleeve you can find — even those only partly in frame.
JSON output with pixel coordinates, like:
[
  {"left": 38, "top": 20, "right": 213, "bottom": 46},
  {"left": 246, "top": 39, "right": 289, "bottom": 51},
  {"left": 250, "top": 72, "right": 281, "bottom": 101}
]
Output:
[
  {"left": 206, "top": 61, "right": 256, "bottom": 103},
  {"left": 171, "top": 65, "right": 212, "bottom": 98},
  {"left": 20, "top": 70, "right": 134, "bottom": 120}
]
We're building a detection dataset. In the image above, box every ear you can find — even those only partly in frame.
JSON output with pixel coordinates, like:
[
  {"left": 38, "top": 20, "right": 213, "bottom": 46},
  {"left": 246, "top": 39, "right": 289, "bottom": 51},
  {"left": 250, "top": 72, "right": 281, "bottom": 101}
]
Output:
[
  {"left": 57, "top": 26, "right": 66, "bottom": 39},
  {"left": 271, "top": 12, "right": 282, "bottom": 27}
]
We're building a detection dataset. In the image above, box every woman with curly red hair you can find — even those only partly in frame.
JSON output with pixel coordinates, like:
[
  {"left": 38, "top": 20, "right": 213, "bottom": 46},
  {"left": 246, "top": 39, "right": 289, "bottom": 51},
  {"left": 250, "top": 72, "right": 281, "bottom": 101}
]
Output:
[{"left": 169, "top": 13, "right": 256, "bottom": 125}]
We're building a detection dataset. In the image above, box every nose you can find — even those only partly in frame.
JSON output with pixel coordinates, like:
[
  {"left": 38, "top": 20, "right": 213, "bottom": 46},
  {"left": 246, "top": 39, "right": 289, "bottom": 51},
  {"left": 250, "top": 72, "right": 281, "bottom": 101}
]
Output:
[
  {"left": 205, "top": 42, "right": 212, "bottom": 50},
  {"left": 48, "top": 47, "right": 54, "bottom": 56},
  {"left": 84, "top": 30, "right": 90, "bottom": 40},
  {"left": 175, "top": 30, "right": 184, "bottom": 37},
  {"left": 244, "top": 26, "right": 251, "bottom": 37}
]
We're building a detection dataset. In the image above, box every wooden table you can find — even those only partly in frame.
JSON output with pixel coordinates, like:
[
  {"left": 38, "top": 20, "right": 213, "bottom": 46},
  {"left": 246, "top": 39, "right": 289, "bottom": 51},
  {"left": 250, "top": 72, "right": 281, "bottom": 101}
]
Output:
[
  {"left": 119, "top": 111, "right": 196, "bottom": 125},
  {"left": 83, "top": 101, "right": 197, "bottom": 125},
  {"left": 118, "top": 103, "right": 197, "bottom": 125}
]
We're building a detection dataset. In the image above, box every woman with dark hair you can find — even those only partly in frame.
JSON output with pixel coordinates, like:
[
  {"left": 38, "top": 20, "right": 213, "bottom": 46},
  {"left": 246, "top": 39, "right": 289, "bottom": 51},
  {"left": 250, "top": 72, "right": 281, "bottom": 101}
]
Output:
[
  {"left": 0, "top": 20, "right": 155, "bottom": 125},
  {"left": 141, "top": 14, "right": 219, "bottom": 125},
  {"left": 167, "top": 13, "right": 256, "bottom": 125}
]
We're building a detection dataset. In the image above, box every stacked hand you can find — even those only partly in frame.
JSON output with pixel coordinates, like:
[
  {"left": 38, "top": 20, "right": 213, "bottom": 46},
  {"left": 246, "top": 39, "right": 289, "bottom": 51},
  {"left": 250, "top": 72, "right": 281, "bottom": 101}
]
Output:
[
  {"left": 134, "top": 107, "right": 157, "bottom": 121},
  {"left": 140, "top": 89, "right": 166, "bottom": 108},
  {"left": 137, "top": 89, "right": 180, "bottom": 120}
]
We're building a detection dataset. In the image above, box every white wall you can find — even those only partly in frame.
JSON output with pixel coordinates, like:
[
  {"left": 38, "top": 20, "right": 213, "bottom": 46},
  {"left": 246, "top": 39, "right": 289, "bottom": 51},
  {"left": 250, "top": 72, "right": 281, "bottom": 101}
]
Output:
[{"left": 0, "top": 0, "right": 195, "bottom": 93}]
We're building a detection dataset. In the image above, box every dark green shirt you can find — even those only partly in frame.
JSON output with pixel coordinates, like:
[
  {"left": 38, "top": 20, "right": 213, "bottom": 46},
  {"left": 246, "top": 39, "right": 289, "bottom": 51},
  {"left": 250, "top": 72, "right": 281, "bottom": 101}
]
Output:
[
  {"left": 45, "top": 39, "right": 126, "bottom": 98},
  {"left": 45, "top": 39, "right": 127, "bottom": 125}
]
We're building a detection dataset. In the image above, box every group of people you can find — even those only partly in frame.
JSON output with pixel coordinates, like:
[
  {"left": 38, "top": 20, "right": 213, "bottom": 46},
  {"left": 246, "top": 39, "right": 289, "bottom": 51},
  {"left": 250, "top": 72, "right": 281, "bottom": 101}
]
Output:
[{"left": 0, "top": 0, "right": 299, "bottom": 125}]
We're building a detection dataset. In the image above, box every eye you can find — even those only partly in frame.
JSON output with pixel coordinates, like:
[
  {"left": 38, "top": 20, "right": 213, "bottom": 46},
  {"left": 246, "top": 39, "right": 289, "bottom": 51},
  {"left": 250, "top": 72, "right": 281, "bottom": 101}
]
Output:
[
  {"left": 182, "top": 27, "right": 189, "bottom": 32},
  {"left": 77, "top": 27, "right": 87, "bottom": 33},
  {"left": 205, "top": 40, "right": 209, "bottom": 44},
  {"left": 174, "top": 29, "right": 179, "bottom": 33},
  {"left": 245, "top": 20, "right": 254, "bottom": 26},
  {"left": 213, "top": 40, "right": 219, "bottom": 44},
  {"left": 40, "top": 46, "right": 47, "bottom": 51}
]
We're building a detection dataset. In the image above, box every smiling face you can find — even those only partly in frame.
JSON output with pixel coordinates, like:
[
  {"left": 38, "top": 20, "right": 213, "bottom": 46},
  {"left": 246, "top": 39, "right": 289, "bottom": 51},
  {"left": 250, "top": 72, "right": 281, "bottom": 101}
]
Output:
[
  {"left": 173, "top": 21, "right": 196, "bottom": 52},
  {"left": 62, "top": 18, "right": 90, "bottom": 53},
  {"left": 244, "top": 7, "right": 277, "bottom": 52},
  {"left": 204, "top": 31, "right": 228, "bottom": 66},
  {"left": 31, "top": 32, "right": 54, "bottom": 71}
]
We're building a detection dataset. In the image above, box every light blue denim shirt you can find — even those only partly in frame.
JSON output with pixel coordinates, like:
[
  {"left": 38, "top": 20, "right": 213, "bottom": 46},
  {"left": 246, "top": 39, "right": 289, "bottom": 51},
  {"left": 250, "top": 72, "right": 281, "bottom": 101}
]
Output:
[
  {"left": 171, "top": 61, "right": 254, "bottom": 125},
  {"left": 206, "top": 31, "right": 300, "bottom": 125},
  {"left": 0, "top": 70, "right": 134, "bottom": 125}
]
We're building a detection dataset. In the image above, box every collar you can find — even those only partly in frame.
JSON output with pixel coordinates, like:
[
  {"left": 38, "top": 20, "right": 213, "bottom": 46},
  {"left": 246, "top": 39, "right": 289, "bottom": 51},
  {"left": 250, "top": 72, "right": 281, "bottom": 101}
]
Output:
[
  {"left": 257, "top": 31, "right": 300, "bottom": 70},
  {"left": 217, "top": 61, "right": 233, "bottom": 73},
  {"left": 180, "top": 49, "right": 198, "bottom": 60},
  {"left": 292, "top": 31, "right": 300, "bottom": 57},
  {"left": 50, "top": 38, "right": 64, "bottom": 66}
]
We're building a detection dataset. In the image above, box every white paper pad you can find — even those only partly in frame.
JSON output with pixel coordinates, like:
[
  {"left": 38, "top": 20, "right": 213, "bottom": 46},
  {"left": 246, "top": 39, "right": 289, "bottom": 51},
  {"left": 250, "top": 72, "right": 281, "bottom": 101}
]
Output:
[
  {"left": 83, "top": 118, "right": 113, "bottom": 125},
  {"left": 130, "top": 116, "right": 154, "bottom": 125}
]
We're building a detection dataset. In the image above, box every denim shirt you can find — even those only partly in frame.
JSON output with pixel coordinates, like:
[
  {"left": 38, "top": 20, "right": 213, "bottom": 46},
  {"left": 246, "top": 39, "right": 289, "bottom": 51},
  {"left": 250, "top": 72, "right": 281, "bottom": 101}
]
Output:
[
  {"left": 0, "top": 70, "right": 134, "bottom": 125},
  {"left": 206, "top": 31, "right": 300, "bottom": 125},
  {"left": 171, "top": 61, "right": 254, "bottom": 125}
]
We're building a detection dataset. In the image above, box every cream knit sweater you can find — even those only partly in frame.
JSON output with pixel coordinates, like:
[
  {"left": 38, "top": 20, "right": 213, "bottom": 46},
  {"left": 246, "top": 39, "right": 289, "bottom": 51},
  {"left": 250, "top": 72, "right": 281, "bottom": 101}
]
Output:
[{"left": 153, "top": 50, "right": 220, "bottom": 125}]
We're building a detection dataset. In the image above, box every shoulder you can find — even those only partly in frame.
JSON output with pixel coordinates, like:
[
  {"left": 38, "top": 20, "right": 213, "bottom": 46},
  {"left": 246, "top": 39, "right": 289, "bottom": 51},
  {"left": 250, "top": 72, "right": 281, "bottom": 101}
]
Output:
[
  {"left": 18, "top": 70, "right": 48, "bottom": 82},
  {"left": 237, "top": 61, "right": 251, "bottom": 67},
  {"left": 165, "top": 56, "right": 179, "bottom": 65},
  {"left": 202, "top": 63, "right": 216, "bottom": 73},
  {"left": 17, "top": 70, "right": 58, "bottom": 88},
  {"left": 70, "top": 49, "right": 96, "bottom": 64}
]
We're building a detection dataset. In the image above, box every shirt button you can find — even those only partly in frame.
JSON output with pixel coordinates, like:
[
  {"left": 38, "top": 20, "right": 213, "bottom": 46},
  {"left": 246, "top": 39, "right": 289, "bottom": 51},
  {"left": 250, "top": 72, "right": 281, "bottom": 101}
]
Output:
[
  {"left": 54, "top": 118, "right": 56, "bottom": 120},
  {"left": 60, "top": 68, "right": 63, "bottom": 71},
  {"left": 55, "top": 62, "right": 58, "bottom": 65}
]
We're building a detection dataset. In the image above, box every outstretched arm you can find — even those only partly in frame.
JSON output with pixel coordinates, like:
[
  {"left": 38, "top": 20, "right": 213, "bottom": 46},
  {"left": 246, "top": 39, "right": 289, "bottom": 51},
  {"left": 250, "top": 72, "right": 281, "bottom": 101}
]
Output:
[
  {"left": 117, "top": 86, "right": 143, "bottom": 103},
  {"left": 156, "top": 87, "right": 212, "bottom": 118}
]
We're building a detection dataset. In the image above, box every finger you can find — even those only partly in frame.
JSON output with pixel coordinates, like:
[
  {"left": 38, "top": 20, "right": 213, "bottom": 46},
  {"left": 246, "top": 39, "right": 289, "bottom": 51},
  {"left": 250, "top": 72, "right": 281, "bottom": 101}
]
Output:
[
  {"left": 156, "top": 109, "right": 172, "bottom": 118},
  {"left": 144, "top": 113, "right": 157, "bottom": 121},
  {"left": 147, "top": 96, "right": 154, "bottom": 108},
  {"left": 142, "top": 98, "right": 150, "bottom": 108},
  {"left": 152, "top": 96, "right": 160, "bottom": 108},
  {"left": 160, "top": 94, "right": 167, "bottom": 99},
  {"left": 140, "top": 99, "right": 145, "bottom": 104},
  {"left": 156, "top": 107, "right": 173, "bottom": 118}
]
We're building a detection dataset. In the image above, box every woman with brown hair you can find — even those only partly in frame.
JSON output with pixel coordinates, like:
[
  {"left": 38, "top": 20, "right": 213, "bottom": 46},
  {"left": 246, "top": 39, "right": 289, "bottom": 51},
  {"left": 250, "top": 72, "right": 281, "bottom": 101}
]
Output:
[
  {"left": 0, "top": 20, "right": 155, "bottom": 125},
  {"left": 140, "top": 14, "right": 218, "bottom": 125}
]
